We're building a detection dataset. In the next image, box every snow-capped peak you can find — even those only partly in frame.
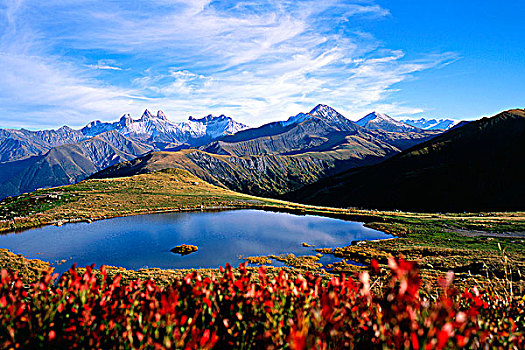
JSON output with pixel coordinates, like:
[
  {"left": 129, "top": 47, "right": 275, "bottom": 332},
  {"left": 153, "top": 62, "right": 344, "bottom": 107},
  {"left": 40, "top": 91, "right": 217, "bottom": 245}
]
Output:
[
  {"left": 400, "top": 118, "right": 458, "bottom": 130},
  {"left": 309, "top": 104, "right": 346, "bottom": 122},
  {"left": 119, "top": 114, "right": 132, "bottom": 124},
  {"left": 156, "top": 110, "right": 167, "bottom": 120},
  {"left": 356, "top": 112, "right": 420, "bottom": 132},
  {"left": 81, "top": 110, "right": 249, "bottom": 144},
  {"left": 281, "top": 104, "right": 354, "bottom": 129},
  {"left": 141, "top": 109, "right": 154, "bottom": 120},
  {"left": 185, "top": 114, "right": 248, "bottom": 138},
  {"left": 189, "top": 114, "right": 229, "bottom": 123},
  {"left": 357, "top": 111, "right": 391, "bottom": 124}
]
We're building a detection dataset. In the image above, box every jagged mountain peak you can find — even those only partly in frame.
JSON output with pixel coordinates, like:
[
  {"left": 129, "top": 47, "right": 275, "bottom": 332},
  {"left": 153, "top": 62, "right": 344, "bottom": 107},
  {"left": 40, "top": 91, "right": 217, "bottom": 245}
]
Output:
[
  {"left": 356, "top": 112, "right": 420, "bottom": 132},
  {"left": 309, "top": 104, "right": 346, "bottom": 121},
  {"left": 85, "top": 120, "right": 100, "bottom": 128},
  {"left": 156, "top": 110, "right": 167, "bottom": 120},
  {"left": 310, "top": 104, "right": 335, "bottom": 113},
  {"left": 186, "top": 114, "right": 249, "bottom": 138},
  {"left": 57, "top": 125, "right": 73, "bottom": 131},
  {"left": 80, "top": 110, "right": 249, "bottom": 144},
  {"left": 119, "top": 114, "right": 132, "bottom": 123},
  {"left": 141, "top": 109, "right": 154, "bottom": 119},
  {"left": 281, "top": 104, "right": 354, "bottom": 130},
  {"left": 140, "top": 109, "right": 166, "bottom": 120}
]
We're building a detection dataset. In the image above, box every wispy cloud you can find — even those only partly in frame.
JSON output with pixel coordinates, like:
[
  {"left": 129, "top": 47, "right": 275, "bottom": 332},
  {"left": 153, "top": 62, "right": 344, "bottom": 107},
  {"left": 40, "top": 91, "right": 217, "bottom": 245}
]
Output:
[
  {"left": 0, "top": 52, "right": 144, "bottom": 128},
  {"left": 0, "top": 0, "right": 457, "bottom": 128},
  {"left": 88, "top": 60, "right": 123, "bottom": 71}
]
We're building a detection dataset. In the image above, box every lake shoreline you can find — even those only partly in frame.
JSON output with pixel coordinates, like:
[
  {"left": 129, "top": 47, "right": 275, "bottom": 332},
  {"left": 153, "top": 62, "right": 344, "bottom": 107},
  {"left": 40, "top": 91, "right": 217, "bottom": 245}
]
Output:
[{"left": 0, "top": 209, "right": 393, "bottom": 277}]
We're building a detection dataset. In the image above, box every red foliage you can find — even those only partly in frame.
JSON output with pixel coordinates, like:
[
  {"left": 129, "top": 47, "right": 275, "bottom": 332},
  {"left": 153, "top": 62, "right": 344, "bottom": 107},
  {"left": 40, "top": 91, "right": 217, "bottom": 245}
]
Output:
[{"left": 0, "top": 257, "right": 523, "bottom": 349}]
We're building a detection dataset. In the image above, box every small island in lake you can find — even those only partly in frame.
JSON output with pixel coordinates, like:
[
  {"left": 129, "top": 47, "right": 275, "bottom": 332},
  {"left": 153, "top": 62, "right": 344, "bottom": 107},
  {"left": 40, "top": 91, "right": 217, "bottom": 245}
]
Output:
[{"left": 170, "top": 244, "right": 198, "bottom": 256}]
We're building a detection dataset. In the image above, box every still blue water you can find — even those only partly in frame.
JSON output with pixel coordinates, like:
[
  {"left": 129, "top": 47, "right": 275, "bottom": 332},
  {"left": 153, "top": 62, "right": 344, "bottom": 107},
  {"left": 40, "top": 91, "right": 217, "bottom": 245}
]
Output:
[{"left": 0, "top": 210, "right": 391, "bottom": 274}]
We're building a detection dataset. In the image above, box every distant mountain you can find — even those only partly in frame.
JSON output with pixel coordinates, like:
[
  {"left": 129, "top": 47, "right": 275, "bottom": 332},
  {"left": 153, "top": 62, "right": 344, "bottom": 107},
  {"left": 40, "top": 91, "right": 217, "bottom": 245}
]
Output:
[
  {"left": 0, "top": 105, "right": 444, "bottom": 199},
  {"left": 0, "top": 109, "right": 251, "bottom": 198},
  {"left": 219, "top": 104, "right": 359, "bottom": 145},
  {"left": 289, "top": 109, "right": 525, "bottom": 212},
  {"left": 302, "top": 104, "right": 359, "bottom": 129},
  {"left": 0, "top": 126, "right": 86, "bottom": 163},
  {"left": 205, "top": 104, "right": 362, "bottom": 156},
  {"left": 0, "top": 131, "right": 153, "bottom": 198},
  {"left": 356, "top": 112, "right": 420, "bottom": 132},
  {"left": 202, "top": 105, "right": 439, "bottom": 157},
  {"left": 0, "top": 110, "right": 249, "bottom": 165},
  {"left": 400, "top": 118, "right": 459, "bottom": 130},
  {"left": 82, "top": 109, "right": 249, "bottom": 147},
  {"left": 92, "top": 105, "right": 442, "bottom": 198}
]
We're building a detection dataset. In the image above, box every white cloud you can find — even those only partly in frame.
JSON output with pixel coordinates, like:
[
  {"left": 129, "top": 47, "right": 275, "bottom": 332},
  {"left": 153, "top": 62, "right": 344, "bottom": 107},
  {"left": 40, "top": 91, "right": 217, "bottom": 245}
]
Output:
[
  {"left": 0, "top": 0, "right": 458, "bottom": 128},
  {"left": 0, "top": 52, "right": 141, "bottom": 128},
  {"left": 88, "top": 60, "right": 123, "bottom": 71},
  {"left": 89, "top": 64, "right": 122, "bottom": 71}
]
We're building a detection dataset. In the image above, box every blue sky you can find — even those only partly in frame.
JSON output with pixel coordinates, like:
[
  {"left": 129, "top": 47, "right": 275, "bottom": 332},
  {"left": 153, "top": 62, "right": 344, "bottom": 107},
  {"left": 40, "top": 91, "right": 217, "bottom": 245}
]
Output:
[{"left": 0, "top": 0, "right": 523, "bottom": 129}]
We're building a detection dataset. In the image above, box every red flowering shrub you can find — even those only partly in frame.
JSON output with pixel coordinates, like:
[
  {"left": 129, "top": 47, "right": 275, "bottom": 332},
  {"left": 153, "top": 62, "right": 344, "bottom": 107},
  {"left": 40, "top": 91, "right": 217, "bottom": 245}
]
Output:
[{"left": 0, "top": 257, "right": 523, "bottom": 349}]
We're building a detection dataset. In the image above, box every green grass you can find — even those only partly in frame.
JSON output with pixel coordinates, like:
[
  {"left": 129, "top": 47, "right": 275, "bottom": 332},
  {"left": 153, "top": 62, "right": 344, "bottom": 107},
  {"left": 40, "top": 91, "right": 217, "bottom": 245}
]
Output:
[{"left": 0, "top": 191, "right": 81, "bottom": 221}]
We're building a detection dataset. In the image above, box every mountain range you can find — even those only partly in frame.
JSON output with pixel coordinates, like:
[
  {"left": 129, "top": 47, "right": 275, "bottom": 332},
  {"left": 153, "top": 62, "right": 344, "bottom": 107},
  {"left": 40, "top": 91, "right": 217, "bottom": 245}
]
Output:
[
  {"left": 0, "top": 111, "right": 248, "bottom": 198},
  {"left": 90, "top": 105, "right": 441, "bottom": 197},
  {"left": 0, "top": 105, "right": 446, "bottom": 199},
  {"left": 2, "top": 104, "right": 522, "bottom": 212},
  {"left": 289, "top": 109, "right": 525, "bottom": 212},
  {"left": 400, "top": 118, "right": 459, "bottom": 130},
  {"left": 81, "top": 109, "right": 249, "bottom": 149},
  {"left": 0, "top": 110, "right": 248, "bottom": 163},
  {"left": 0, "top": 131, "right": 153, "bottom": 199}
]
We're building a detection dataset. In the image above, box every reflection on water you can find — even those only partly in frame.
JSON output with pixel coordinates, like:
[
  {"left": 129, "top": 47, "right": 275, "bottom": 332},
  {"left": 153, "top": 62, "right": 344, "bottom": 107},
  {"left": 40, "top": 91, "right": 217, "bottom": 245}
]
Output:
[{"left": 0, "top": 210, "right": 392, "bottom": 274}]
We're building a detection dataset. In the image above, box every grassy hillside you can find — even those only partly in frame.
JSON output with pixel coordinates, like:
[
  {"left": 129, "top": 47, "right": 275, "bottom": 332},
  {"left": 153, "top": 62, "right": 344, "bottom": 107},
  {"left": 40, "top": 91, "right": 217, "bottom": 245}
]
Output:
[
  {"left": 0, "top": 168, "right": 289, "bottom": 233},
  {"left": 89, "top": 150, "right": 331, "bottom": 197}
]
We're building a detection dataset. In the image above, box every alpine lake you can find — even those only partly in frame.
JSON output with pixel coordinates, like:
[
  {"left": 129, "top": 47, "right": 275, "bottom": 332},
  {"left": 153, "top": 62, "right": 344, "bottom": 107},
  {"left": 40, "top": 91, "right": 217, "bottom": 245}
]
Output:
[{"left": 0, "top": 209, "right": 392, "bottom": 274}]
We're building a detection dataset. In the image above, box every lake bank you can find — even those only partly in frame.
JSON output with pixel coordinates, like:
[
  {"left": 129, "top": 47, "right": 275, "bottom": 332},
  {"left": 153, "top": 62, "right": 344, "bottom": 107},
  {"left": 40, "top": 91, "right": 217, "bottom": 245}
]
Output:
[{"left": 0, "top": 210, "right": 392, "bottom": 275}]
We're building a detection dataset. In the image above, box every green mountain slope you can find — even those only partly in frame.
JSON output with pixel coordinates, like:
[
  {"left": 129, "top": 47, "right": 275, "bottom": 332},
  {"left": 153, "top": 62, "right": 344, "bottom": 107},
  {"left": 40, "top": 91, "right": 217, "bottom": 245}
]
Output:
[
  {"left": 89, "top": 150, "right": 332, "bottom": 197},
  {"left": 289, "top": 109, "right": 525, "bottom": 212}
]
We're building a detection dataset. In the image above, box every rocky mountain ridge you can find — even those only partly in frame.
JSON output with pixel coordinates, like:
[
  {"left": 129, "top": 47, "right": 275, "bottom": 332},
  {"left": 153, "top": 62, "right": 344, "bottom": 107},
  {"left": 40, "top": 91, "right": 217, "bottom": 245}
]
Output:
[
  {"left": 91, "top": 105, "right": 441, "bottom": 198},
  {"left": 0, "top": 105, "right": 444, "bottom": 199}
]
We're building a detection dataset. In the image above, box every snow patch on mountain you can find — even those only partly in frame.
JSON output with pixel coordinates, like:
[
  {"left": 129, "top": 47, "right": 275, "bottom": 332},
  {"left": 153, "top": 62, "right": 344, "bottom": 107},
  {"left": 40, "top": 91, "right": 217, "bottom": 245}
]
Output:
[
  {"left": 82, "top": 109, "right": 249, "bottom": 144},
  {"left": 280, "top": 104, "right": 356, "bottom": 131},
  {"left": 188, "top": 114, "right": 248, "bottom": 139},
  {"left": 400, "top": 118, "right": 458, "bottom": 130},
  {"left": 356, "top": 112, "right": 420, "bottom": 132}
]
